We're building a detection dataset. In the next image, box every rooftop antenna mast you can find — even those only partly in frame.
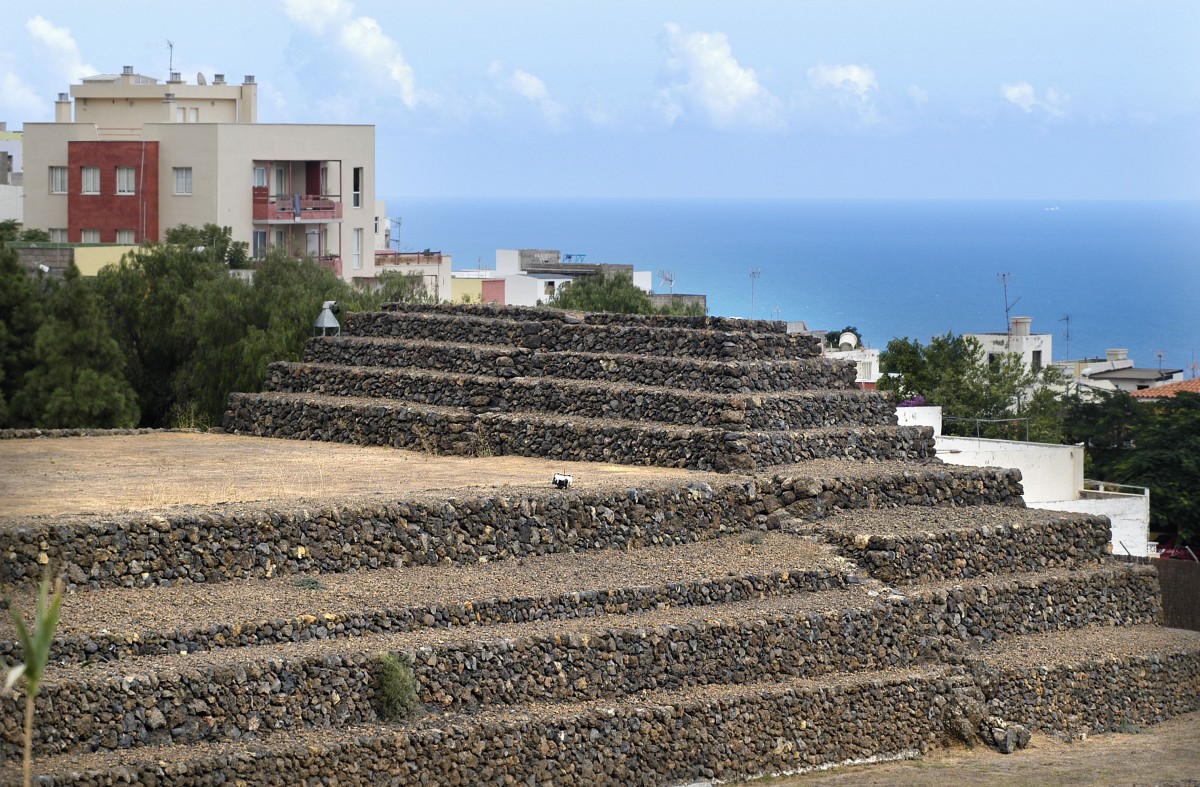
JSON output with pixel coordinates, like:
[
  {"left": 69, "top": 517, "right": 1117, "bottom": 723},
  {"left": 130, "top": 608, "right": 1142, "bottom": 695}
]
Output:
[
  {"left": 657, "top": 269, "right": 675, "bottom": 294},
  {"left": 749, "top": 267, "right": 762, "bottom": 320},
  {"left": 998, "top": 272, "right": 1021, "bottom": 333},
  {"left": 167, "top": 40, "right": 175, "bottom": 74},
  {"left": 1058, "top": 314, "right": 1070, "bottom": 360}
]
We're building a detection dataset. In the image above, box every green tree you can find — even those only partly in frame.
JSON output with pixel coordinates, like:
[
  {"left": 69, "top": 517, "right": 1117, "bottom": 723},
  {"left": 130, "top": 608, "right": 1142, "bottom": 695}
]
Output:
[
  {"left": 1062, "top": 389, "right": 1146, "bottom": 478},
  {"left": 164, "top": 223, "right": 250, "bottom": 268},
  {"left": 374, "top": 270, "right": 436, "bottom": 305},
  {"left": 17, "top": 229, "right": 51, "bottom": 243},
  {"left": 11, "top": 264, "right": 139, "bottom": 428},
  {"left": 879, "top": 332, "right": 1061, "bottom": 440},
  {"left": 0, "top": 247, "right": 46, "bottom": 426},
  {"left": 1112, "top": 393, "right": 1200, "bottom": 541},
  {"left": 93, "top": 243, "right": 227, "bottom": 426},
  {"left": 549, "top": 272, "right": 656, "bottom": 313},
  {"left": 0, "top": 219, "right": 20, "bottom": 245}
]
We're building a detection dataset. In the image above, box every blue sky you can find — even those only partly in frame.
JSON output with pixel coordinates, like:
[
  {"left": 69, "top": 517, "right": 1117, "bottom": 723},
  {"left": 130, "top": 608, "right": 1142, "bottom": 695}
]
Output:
[{"left": 3, "top": 1, "right": 1198, "bottom": 199}]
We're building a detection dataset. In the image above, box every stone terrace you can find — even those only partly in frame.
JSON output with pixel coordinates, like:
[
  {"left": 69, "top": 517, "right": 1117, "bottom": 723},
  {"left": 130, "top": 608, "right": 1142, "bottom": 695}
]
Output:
[{"left": 2, "top": 303, "right": 1198, "bottom": 786}]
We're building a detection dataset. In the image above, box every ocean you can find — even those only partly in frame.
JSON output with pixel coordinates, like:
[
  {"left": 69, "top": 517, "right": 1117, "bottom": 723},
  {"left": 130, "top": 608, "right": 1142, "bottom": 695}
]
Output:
[{"left": 385, "top": 198, "right": 1200, "bottom": 374}]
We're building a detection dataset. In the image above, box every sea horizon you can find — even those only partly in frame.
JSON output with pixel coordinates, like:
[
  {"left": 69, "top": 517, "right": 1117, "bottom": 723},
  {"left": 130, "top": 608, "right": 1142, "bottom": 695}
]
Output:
[{"left": 384, "top": 197, "right": 1200, "bottom": 375}]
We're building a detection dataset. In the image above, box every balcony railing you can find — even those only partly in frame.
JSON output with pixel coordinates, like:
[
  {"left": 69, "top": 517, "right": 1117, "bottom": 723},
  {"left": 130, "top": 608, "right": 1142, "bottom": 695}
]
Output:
[
  {"left": 317, "top": 255, "right": 342, "bottom": 277},
  {"left": 252, "top": 187, "right": 343, "bottom": 223}
]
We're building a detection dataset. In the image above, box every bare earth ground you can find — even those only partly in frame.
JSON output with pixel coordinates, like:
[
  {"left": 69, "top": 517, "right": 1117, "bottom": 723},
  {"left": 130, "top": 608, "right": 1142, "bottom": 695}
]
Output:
[
  {"left": 0, "top": 431, "right": 714, "bottom": 521},
  {"left": 737, "top": 710, "right": 1200, "bottom": 786}
]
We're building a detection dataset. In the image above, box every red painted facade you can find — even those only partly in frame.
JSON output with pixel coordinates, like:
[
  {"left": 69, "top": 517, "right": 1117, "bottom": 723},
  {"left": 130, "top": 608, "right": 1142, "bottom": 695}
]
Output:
[{"left": 67, "top": 141, "right": 159, "bottom": 243}]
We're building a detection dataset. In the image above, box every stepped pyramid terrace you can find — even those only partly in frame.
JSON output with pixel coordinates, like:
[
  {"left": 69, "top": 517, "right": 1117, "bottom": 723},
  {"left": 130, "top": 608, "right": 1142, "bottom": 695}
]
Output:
[{"left": 2, "top": 302, "right": 1198, "bottom": 785}]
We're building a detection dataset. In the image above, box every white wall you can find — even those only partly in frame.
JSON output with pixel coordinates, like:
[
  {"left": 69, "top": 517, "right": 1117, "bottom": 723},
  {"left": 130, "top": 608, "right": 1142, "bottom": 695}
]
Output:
[
  {"left": 0, "top": 184, "right": 21, "bottom": 222},
  {"left": 937, "top": 435, "right": 1084, "bottom": 503},
  {"left": 896, "top": 406, "right": 942, "bottom": 436},
  {"left": 633, "top": 270, "right": 653, "bottom": 292},
  {"left": 1035, "top": 492, "right": 1151, "bottom": 557}
]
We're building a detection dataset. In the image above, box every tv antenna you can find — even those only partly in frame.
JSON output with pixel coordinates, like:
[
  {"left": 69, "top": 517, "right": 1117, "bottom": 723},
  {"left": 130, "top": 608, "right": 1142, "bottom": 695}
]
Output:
[
  {"left": 167, "top": 40, "right": 175, "bottom": 73},
  {"left": 657, "top": 269, "right": 675, "bottom": 293},
  {"left": 563, "top": 253, "right": 587, "bottom": 263},
  {"left": 749, "top": 267, "right": 762, "bottom": 320},
  {"left": 1058, "top": 314, "right": 1070, "bottom": 360},
  {"left": 998, "top": 273, "right": 1021, "bottom": 332},
  {"left": 1154, "top": 350, "right": 1166, "bottom": 373}
]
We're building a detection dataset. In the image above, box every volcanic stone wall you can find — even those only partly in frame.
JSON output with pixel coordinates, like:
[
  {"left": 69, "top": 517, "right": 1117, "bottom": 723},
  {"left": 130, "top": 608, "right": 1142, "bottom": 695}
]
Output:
[
  {"left": 0, "top": 566, "right": 1159, "bottom": 760},
  {"left": 344, "top": 311, "right": 819, "bottom": 360},
  {"left": 223, "top": 392, "right": 933, "bottom": 471},
  {"left": 378, "top": 301, "right": 790, "bottom": 334},
  {"left": 12, "top": 671, "right": 982, "bottom": 787},
  {"left": 806, "top": 513, "right": 1112, "bottom": 585},
  {"left": 0, "top": 467, "right": 1022, "bottom": 590},
  {"left": 303, "top": 336, "right": 857, "bottom": 391},
  {"left": 976, "top": 650, "right": 1200, "bottom": 735},
  {"left": 264, "top": 362, "right": 895, "bottom": 430}
]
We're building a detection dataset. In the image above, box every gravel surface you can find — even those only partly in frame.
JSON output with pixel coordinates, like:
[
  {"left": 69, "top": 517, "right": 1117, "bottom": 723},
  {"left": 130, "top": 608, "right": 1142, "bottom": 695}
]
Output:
[
  {"left": 974, "top": 624, "right": 1200, "bottom": 669},
  {"left": 813, "top": 505, "right": 1089, "bottom": 534},
  {"left": 0, "top": 431, "right": 714, "bottom": 521},
  {"left": 0, "top": 531, "right": 840, "bottom": 643}
]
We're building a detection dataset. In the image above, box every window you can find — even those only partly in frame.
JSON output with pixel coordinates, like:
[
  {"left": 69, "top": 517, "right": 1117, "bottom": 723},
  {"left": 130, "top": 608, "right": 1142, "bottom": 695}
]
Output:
[
  {"left": 116, "top": 230, "right": 135, "bottom": 244},
  {"left": 49, "top": 166, "right": 68, "bottom": 194},
  {"left": 320, "top": 165, "right": 328, "bottom": 195},
  {"left": 116, "top": 167, "right": 136, "bottom": 195},
  {"left": 274, "top": 167, "right": 286, "bottom": 196},
  {"left": 81, "top": 166, "right": 100, "bottom": 194},
  {"left": 174, "top": 167, "right": 192, "bottom": 195},
  {"left": 352, "top": 167, "right": 362, "bottom": 207},
  {"left": 1031, "top": 350, "right": 1043, "bottom": 371},
  {"left": 252, "top": 229, "right": 267, "bottom": 258},
  {"left": 189, "top": 108, "right": 199, "bottom": 123},
  {"left": 353, "top": 228, "right": 363, "bottom": 269},
  {"left": 176, "top": 108, "right": 186, "bottom": 123},
  {"left": 81, "top": 229, "right": 100, "bottom": 243},
  {"left": 254, "top": 166, "right": 266, "bottom": 188},
  {"left": 49, "top": 228, "right": 68, "bottom": 243}
]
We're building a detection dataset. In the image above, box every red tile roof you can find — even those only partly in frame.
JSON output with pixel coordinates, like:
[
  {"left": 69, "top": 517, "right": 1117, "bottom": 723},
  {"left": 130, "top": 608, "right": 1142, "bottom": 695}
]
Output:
[{"left": 1130, "top": 378, "right": 1200, "bottom": 399}]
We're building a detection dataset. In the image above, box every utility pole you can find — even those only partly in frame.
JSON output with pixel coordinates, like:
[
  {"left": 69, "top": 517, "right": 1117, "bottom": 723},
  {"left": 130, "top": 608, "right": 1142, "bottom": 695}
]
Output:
[{"left": 749, "top": 267, "right": 761, "bottom": 320}]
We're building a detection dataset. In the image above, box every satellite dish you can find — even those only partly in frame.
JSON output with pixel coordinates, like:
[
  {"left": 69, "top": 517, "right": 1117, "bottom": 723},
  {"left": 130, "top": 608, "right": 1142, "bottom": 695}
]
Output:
[{"left": 196, "top": 72, "right": 207, "bottom": 85}]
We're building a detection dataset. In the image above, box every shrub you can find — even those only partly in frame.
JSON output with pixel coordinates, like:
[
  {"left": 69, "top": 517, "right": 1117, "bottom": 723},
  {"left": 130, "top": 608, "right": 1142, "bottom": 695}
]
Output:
[{"left": 373, "top": 651, "right": 419, "bottom": 721}]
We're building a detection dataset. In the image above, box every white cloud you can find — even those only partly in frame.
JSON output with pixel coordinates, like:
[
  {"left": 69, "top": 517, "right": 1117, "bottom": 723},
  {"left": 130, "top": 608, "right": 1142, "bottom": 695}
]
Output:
[
  {"left": 655, "top": 22, "right": 782, "bottom": 130},
  {"left": 280, "top": 0, "right": 421, "bottom": 108},
  {"left": 485, "top": 63, "right": 568, "bottom": 126},
  {"left": 908, "top": 85, "right": 929, "bottom": 105},
  {"left": 339, "top": 16, "right": 417, "bottom": 107},
  {"left": 26, "top": 16, "right": 94, "bottom": 84},
  {"left": 1001, "top": 81, "right": 1066, "bottom": 118},
  {"left": 0, "top": 71, "right": 45, "bottom": 121},
  {"left": 806, "top": 62, "right": 881, "bottom": 125},
  {"left": 280, "top": 0, "right": 352, "bottom": 35}
]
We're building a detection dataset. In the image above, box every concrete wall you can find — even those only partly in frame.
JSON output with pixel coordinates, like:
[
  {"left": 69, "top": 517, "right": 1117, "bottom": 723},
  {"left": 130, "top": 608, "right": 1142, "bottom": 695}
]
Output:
[
  {"left": 1038, "top": 491, "right": 1151, "bottom": 558},
  {"left": 451, "top": 276, "right": 483, "bottom": 303},
  {"left": 896, "top": 406, "right": 943, "bottom": 436},
  {"left": 0, "top": 183, "right": 21, "bottom": 222},
  {"left": 937, "top": 436, "right": 1083, "bottom": 503}
]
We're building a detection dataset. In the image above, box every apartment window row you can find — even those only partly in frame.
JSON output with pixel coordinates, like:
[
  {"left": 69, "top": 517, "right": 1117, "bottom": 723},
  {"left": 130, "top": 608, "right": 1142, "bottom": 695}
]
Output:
[
  {"left": 51, "top": 166, "right": 138, "bottom": 196},
  {"left": 74, "top": 229, "right": 137, "bottom": 244}
]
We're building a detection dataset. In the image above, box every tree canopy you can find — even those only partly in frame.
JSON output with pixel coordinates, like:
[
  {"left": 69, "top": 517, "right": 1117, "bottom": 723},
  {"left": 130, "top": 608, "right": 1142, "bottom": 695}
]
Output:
[
  {"left": 548, "top": 272, "right": 703, "bottom": 315},
  {"left": 878, "top": 332, "right": 1062, "bottom": 441}
]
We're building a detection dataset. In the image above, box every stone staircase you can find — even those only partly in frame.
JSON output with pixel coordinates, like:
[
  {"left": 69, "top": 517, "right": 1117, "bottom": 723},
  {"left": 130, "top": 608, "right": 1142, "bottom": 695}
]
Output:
[{"left": 2, "top": 303, "right": 1198, "bottom": 786}]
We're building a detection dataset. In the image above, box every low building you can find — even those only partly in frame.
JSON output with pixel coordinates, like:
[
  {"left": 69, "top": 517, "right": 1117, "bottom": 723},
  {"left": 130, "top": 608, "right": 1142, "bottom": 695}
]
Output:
[
  {"left": 1130, "top": 378, "right": 1200, "bottom": 402},
  {"left": 1054, "top": 348, "right": 1184, "bottom": 396},
  {"left": 966, "top": 316, "right": 1051, "bottom": 373},
  {"left": 0, "top": 122, "right": 21, "bottom": 222},
  {"left": 373, "top": 249, "right": 452, "bottom": 301},
  {"left": 452, "top": 249, "right": 656, "bottom": 308}
]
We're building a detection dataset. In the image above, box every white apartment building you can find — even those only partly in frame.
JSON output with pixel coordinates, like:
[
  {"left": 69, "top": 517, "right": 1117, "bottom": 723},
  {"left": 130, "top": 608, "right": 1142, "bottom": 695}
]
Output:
[
  {"left": 21, "top": 67, "right": 377, "bottom": 283},
  {"left": 966, "top": 316, "right": 1052, "bottom": 373}
]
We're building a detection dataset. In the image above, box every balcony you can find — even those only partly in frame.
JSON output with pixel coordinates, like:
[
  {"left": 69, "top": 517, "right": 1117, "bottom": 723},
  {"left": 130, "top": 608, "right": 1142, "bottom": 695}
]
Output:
[
  {"left": 252, "top": 187, "right": 343, "bottom": 223},
  {"left": 317, "top": 255, "right": 342, "bottom": 277}
]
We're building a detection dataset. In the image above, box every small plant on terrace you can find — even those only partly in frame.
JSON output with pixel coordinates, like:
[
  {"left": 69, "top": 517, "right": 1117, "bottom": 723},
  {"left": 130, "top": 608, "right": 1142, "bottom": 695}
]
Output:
[
  {"left": 4, "top": 572, "right": 65, "bottom": 787},
  {"left": 373, "top": 651, "right": 419, "bottom": 721}
]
